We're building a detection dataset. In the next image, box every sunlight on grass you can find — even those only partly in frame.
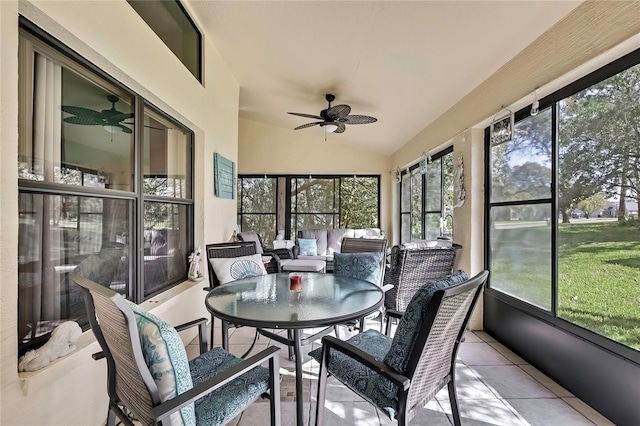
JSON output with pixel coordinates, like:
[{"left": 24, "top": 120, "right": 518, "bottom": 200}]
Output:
[{"left": 492, "top": 220, "right": 640, "bottom": 350}]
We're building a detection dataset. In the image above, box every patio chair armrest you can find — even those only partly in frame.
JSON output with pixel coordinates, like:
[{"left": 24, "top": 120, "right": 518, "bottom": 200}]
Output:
[
  {"left": 174, "top": 317, "right": 207, "bottom": 332},
  {"left": 320, "top": 336, "right": 410, "bottom": 391},
  {"left": 175, "top": 317, "right": 208, "bottom": 355},
  {"left": 265, "top": 247, "right": 294, "bottom": 260},
  {"left": 92, "top": 351, "right": 105, "bottom": 360},
  {"left": 385, "top": 309, "right": 403, "bottom": 320},
  {"left": 152, "top": 345, "right": 281, "bottom": 423}
]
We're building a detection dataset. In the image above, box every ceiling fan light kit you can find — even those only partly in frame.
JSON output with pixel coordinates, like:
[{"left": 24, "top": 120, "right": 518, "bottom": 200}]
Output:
[{"left": 288, "top": 93, "right": 377, "bottom": 134}]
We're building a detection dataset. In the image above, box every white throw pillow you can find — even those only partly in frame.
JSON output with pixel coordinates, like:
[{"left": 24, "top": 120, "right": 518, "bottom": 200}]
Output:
[{"left": 209, "top": 253, "right": 267, "bottom": 284}]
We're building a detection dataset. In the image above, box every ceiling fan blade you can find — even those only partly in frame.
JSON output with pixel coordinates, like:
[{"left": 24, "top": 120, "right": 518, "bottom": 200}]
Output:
[
  {"left": 340, "top": 114, "right": 377, "bottom": 125},
  {"left": 110, "top": 112, "right": 134, "bottom": 122},
  {"left": 61, "top": 105, "right": 103, "bottom": 118},
  {"left": 64, "top": 116, "right": 105, "bottom": 126},
  {"left": 334, "top": 122, "right": 346, "bottom": 134},
  {"left": 288, "top": 112, "right": 324, "bottom": 120},
  {"left": 115, "top": 123, "right": 133, "bottom": 134},
  {"left": 327, "top": 104, "right": 351, "bottom": 119},
  {"left": 294, "top": 122, "right": 323, "bottom": 130}
]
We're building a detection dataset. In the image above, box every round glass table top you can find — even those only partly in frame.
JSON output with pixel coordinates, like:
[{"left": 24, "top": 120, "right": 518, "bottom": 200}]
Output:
[{"left": 205, "top": 273, "right": 384, "bottom": 329}]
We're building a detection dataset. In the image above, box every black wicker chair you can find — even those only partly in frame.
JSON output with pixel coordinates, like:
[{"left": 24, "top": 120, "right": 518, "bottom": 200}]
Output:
[
  {"left": 383, "top": 243, "right": 462, "bottom": 335},
  {"left": 205, "top": 241, "right": 262, "bottom": 352},
  {"left": 71, "top": 274, "right": 281, "bottom": 426},
  {"left": 312, "top": 270, "right": 488, "bottom": 426},
  {"left": 236, "top": 231, "right": 294, "bottom": 273}
]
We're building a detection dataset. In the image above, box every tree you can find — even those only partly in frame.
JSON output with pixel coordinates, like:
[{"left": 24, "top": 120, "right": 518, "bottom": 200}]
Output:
[{"left": 577, "top": 192, "right": 609, "bottom": 219}]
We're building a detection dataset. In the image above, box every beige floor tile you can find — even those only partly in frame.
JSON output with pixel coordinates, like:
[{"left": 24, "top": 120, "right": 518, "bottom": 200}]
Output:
[
  {"left": 463, "top": 330, "right": 485, "bottom": 342},
  {"left": 440, "top": 397, "right": 527, "bottom": 425},
  {"left": 457, "top": 342, "right": 512, "bottom": 366},
  {"left": 471, "top": 365, "right": 556, "bottom": 399},
  {"left": 518, "top": 364, "right": 573, "bottom": 398},
  {"left": 563, "top": 398, "right": 615, "bottom": 426},
  {"left": 504, "top": 398, "right": 594, "bottom": 426},
  {"left": 435, "top": 365, "right": 499, "bottom": 401},
  {"left": 488, "top": 341, "right": 528, "bottom": 365},
  {"left": 474, "top": 331, "right": 497, "bottom": 342}
]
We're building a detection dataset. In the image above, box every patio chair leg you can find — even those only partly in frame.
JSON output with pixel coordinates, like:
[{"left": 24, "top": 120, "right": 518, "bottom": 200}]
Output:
[
  {"left": 210, "top": 315, "right": 215, "bottom": 349},
  {"left": 358, "top": 317, "right": 365, "bottom": 333},
  {"left": 448, "top": 380, "right": 462, "bottom": 426},
  {"left": 384, "top": 315, "right": 393, "bottom": 336},
  {"left": 269, "top": 354, "right": 281, "bottom": 426},
  {"left": 334, "top": 325, "right": 340, "bottom": 340},
  {"left": 315, "top": 344, "right": 330, "bottom": 426},
  {"left": 106, "top": 408, "right": 116, "bottom": 426}
]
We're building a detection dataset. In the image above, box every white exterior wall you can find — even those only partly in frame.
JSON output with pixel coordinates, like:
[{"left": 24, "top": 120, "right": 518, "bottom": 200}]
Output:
[{"left": 1, "top": 1, "right": 239, "bottom": 424}]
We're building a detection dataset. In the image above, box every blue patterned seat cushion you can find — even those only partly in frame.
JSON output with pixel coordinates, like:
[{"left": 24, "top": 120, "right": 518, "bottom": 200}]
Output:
[
  {"left": 309, "top": 330, "right": 399, "bottom": 419},
  {"left": 334, "top": 252, "right": 384, "bottom": 285},
  {"left": 383, "top": 271, "right": 469, "bottom": 376},
  {"left": 191, "top": 347, "right": 270, "bottom": 426}
]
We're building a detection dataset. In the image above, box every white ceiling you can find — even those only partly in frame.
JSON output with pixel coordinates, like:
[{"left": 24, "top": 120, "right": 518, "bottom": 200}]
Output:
[{"left": 188, "top": 1, "right": 581, "bottom": 155}]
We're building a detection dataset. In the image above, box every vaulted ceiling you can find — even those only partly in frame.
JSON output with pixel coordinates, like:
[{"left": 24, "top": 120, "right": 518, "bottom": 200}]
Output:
[{"left": 188, "top": 1, "right": 582, "bottom": 155}]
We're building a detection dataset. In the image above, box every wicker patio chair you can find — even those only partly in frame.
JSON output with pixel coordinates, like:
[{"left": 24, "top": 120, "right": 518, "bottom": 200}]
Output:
[
  {"left": 236, "top": 231, "right": 294, "bottom": 273},
  {"left": 311, "top": 270, "right": 488, "bottom": 426},
  {"left": 71, "top": 274, "right": 281, "bottom": 426},
  {"left": 383, "top": 243, "right": 462, "bottom": 335}
]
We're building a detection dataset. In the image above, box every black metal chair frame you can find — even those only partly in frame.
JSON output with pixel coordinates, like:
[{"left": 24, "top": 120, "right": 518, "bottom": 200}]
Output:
[
  {"left": 205, "top": 241, "right": 262, "bottom": 354},
  {"left": 71, "top": 274, "right": 281, "bottom": 426},
  {"left": 315, "top": 270, "right": 489, "bottom": 426}
]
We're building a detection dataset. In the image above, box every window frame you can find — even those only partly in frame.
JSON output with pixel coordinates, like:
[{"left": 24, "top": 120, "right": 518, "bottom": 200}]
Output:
[
  {"left": 484, "top": 45, "right": 640, "bottom": 364},
  {"left": 17, "top": 18, "right": 195, "bottom": 353},
  {"left": 237, "top": 174, "right": 381, "bottom": 240},
  {"left": 398, "top": 146, "right": 454, "bottom": 243}
]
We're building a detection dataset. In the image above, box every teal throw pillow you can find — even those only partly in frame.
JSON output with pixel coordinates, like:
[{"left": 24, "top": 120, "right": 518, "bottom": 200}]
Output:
[
  {"left": 126, "top": 301, "right": 195, "bottom": 426},
  {"left": 298, "top": 238, "right": 318, "bottom": 256}
]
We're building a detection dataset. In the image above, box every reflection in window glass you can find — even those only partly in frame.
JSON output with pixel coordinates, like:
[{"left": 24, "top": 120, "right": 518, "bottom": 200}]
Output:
[
  {"left": 19, "top": 54, "right": 134, "bottom": 190},
  {"left": 143, "top": 107, "right": 191, "bottom": 198},
  {"left": 143, "top": 202, "right": 188, "bottom": 298},
  {"left": 489, "top": 204, "right": 552, "bottom": 310},
  {"left": 491, "top": 109, "right": 552, "bottom": 203},
  {"left": 18, "top": 193, "right": 130, "bottom": 352},
  {"left": 127, "top": 0, "right": 201, "bottom": 81},
  {"left": 558, "top": 66, "right": 640, "bottom": 350}
]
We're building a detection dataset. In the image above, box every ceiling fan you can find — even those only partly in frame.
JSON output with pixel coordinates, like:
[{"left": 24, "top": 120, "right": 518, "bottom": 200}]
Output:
[
  {"left": 62, "top": 94, "right": 134, "bottom": 134},
  {"left": 287, "top": 94, "right": 377, "bottom": 133}
]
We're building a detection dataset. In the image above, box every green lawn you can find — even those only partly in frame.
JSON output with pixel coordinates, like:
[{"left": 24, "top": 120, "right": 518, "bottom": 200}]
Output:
[{"left": 491, "top": 220, "right": 640, "bottom": 350}]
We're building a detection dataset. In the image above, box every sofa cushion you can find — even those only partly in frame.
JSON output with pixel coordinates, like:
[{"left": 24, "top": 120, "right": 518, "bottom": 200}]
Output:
[
  {"left": 327, "top": 229, "right": 355, "bottom": 254},
  {"left": 298, "top": 238, "right": 318, "bottom": 256},
  {"left": 237, "top": 232, "right": 264, "bottom": 254},
  {"left": 209, "top": 253, "right": 267, "bottom": 285},
  {"left": 298, "top": 229, "right": 328, "bottom": 255}
]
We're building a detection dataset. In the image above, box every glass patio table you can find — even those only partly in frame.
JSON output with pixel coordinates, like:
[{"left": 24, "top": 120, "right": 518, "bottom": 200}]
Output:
[{"left": 205, "top": 272, "right": 384, "bottom": 426}]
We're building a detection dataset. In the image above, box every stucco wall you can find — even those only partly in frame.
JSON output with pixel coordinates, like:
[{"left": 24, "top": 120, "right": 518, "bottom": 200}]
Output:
[{"left": 1, "top": 1, "right": 240, "bottom": 424}]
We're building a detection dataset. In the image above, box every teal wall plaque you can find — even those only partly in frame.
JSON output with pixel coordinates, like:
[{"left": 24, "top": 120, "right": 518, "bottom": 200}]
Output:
[{"left": 214, "top": 153, "right": 235, "bottom": 199}]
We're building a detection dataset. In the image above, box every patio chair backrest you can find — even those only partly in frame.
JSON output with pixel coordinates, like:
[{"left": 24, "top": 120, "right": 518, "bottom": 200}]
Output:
[
  {"left": 205, "top": 241, "right": 257, "bottom": 289},
  {"left": 403, "top": 270, "right": 488, "bottom": 422},
  {"left": 71, "top": 274, "right": 160, "bottom": 425},
  {"left": 340, "top": 238, "right": 388, "bottom": 287},
  {"left": 386, "top": 244, "right": 461, "bottom": 312}
]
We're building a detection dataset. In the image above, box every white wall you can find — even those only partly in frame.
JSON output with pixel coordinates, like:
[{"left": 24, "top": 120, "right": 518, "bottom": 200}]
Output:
[
  {"left": 1, "top": 1, "right": 240, "bottom": 424},
  {"left": 238, "top": 118, "right": 393, "bottom": 235}
]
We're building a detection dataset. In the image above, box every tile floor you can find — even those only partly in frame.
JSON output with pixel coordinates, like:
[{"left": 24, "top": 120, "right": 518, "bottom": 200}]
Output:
[{"left": 186, "top": 318, "right": 614, "bottom": 426}]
